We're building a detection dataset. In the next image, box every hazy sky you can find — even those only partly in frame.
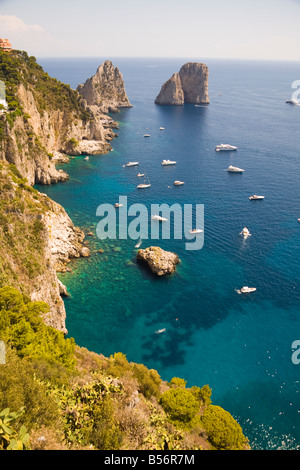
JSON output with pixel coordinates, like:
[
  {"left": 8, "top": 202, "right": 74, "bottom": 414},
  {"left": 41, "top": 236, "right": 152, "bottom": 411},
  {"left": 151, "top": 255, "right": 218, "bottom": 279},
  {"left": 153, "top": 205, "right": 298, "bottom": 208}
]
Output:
[{"left": 0, "top": 0, "right": 300, "bottom": 60}]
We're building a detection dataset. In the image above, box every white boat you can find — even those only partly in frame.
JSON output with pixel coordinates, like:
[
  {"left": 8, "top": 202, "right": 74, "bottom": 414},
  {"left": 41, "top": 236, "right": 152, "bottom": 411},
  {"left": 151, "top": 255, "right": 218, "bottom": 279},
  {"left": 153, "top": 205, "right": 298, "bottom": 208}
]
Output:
[
  {"left": 123, "top": 162, "right": 139, "bottom": 167},
  {"left": 286, "top": 99, "right": 300, "bottom": 106},
  {"left": 152, "top": 215, "right": 168, "bottom": 222},
  {"left": 144, "top": 134, "right": 151, "bottom": 137},
  {"left": 216, "top": 144, "right": 238, "bottom": 151},
  {"left": 249, "top": 195, "right": 265, "bottom": 200},
  {"left": 137, "top": 173, "right": 145, "bottom": 177},
  {"left": 174, "top": 181, "right": 185, "bottom": 186},
  {"left": 190, "top": 229, "right": 203, "bottom": 235},
  {"left": 240, "top": 227, "right": 251, "bottom": 237},
  {"left": 155, "top": 328, "right": 166, "bottom": 334},
  {"left": 84, "top": 156, "right": 89, "bottom": 161},
  {"left": 227, "top": 165, "right": 244, "bottom": 173},
  {"left": 137, "top": 183, "right": 151, "bottom": 189},
  {"left": 161, "top": 159, "right": 176, "bottom": 166},
  {"left": 159, "top": 127, "right": 165, "bottom": 130},
  {"left": 114, "top": 203, "right": 123, "bottom": 208},
  {"left": 135, "top": 238, "right": 143, "bottom": 248},
  {"left": 237, "top": 286, "right": 257, "bottom": 294}
]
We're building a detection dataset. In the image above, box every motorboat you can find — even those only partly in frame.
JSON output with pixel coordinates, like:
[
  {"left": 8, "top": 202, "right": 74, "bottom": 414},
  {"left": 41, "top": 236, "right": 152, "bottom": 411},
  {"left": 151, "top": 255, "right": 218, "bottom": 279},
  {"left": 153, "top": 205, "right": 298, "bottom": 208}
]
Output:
[
  {"left": 190, "top": 229, "right": 203, "bottom": 235},
  {"left": 155, "top": 328, "right": 166, "bottom": 334},
  {"left": 152, "top": 215, "right": 168, "bottom": 222},
  {"left": 241, "top": 227, "right": 251, "bottom": 237},
  {"left": 249, "top": 195, "right": 265, "bottom": 200},
  {"left": 159, "top": 127, "right": 165, "bottom": 130},
  {"left": 137, "top": 173, "right": 145, "bottom": 177},
  {"left": 135, "top": 238, "right": 143, "bottom": 248},
  {"left": 286, "top": 99, "right": 300, "bottom": 105},
  {"left": 137, "top": 183, "right": 151, "bottom": 189},
  {"left": 144, "top": 134, "right": 151, "bottom": 137},
  {"left": 298, "top": 218, "right": 300, "bottom": 223},
  {"left": 227, "top": 165, "right": 244, "bottom": 173},
  {"left": 123, "top": 162, "right": 139, "bottom": 167},
  {"left": 237, "top": 286, "right": 257, "bottom": 294},
  {"left": 216, "top": 144, "right": 238, "bottom": 151},
  {"left": 174, "top": 181, "right": 185, "bottom": 186},
  {"left": 84, "top": 156, "right": 89, "bottom": 161},
  {"left": 161, "top": 159, "right": 176, "bottom": 166},
  {"left": 114, "top": 203, "right": 123, "bottom": 208}
]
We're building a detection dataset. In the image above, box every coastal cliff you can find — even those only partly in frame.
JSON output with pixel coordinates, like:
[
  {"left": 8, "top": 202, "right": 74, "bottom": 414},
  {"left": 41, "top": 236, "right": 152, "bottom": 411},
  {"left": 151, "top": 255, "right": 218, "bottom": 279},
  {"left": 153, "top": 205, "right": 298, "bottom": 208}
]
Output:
[
  {"left": 77, "top": 60, "right": 132, "bottom": 113},
  {"left": 155, "top": 62, "right": 209, "bottom": 105},
  {"left": 0, "top": 161, "right": 89, "bottom": 333},
  {"left": 0, "top": 50, "right": 119, "bottom": 185}
]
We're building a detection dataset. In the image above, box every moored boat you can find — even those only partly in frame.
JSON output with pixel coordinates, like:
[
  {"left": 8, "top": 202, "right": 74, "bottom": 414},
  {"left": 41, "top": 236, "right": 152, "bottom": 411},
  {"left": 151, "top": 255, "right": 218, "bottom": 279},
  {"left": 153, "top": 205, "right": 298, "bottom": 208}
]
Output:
[
  {"left": 227, "top": 165, "right": 244, "bottom": 173},
  {"left": 123, "top": 161, "right": 139, "bottom": 167},
  {"left": 174, "top": 181, "right": 185, "bottom": 186},
  {"left": 237, "top": 286, "right": 257, "bottom": 294},
  {"left": 216, "top": 144, "right": 238, "bottom": 151},
  {"left": 249, "top": 195, "right": 265, "bottom": 200},
  {"left": 161, "top": 159, "right": 176, "bottom": 166}
]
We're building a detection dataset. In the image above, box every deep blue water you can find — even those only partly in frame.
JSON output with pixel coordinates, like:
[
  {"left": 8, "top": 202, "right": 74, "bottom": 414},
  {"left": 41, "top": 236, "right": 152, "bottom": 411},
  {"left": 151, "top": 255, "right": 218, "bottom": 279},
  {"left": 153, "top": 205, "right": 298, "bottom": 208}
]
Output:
[{"left": 37, "top": 57, "right": 300, "bottom": 450}]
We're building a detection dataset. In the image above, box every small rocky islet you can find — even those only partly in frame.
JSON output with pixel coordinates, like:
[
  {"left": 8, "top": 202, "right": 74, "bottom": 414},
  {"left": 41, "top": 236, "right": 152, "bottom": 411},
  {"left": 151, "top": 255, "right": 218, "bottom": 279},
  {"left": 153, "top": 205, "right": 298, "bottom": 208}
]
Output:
[{"left": 137, "top": 246, "right": 180, "bottom": 276}]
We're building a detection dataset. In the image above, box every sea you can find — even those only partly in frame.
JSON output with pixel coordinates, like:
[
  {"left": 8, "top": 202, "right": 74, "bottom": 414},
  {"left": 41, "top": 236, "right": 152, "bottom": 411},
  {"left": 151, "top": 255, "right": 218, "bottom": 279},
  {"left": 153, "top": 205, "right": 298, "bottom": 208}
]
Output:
[{"left": 36, "top": 57, "right": 300, "bottom": 450}]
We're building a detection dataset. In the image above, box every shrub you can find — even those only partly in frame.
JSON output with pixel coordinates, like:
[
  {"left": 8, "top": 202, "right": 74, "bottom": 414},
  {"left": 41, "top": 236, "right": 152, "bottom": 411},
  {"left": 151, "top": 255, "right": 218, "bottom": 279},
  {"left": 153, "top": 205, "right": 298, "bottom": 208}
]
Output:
[
  {"left": 159, "top": 388, "right": 199, "bottom": 425},
  {"left": 0, "top": 286, "right": 76, "bottom": 370},
  {"left": 200, "top": 405, "right": 248, "bottom": 450},
  {"left": 132, "top": 363, "right": 161, "bottom": 399}
]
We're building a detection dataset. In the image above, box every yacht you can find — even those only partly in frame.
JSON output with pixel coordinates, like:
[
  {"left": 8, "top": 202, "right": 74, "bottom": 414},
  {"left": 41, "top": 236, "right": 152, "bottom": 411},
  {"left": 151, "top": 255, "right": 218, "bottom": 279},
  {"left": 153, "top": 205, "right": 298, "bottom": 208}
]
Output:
[
  {"left": 249, "top": 195, "right": 265, "bottom": 200},
  {"left": 137, "top": 173, "right": 145, "bottom": 177},
  {"left": 237, "top": 286, "right": 257, "bottom": 294},
  {"left": 159, "top": 127, "right": 165, "bottom": 130},
  {"left": 216, "top": 144, "right": 238, "bottom": 151},
  {"left": 227, "top": 165, "right": 244, "bottom": 173},
  {"left": 123, "top": 162, "right": 139, "bottom": 167},
  {"left": 241, "top": 227, "right": 251, "bottom": 237},
  {"left": 190, "top": 229, "right": 204, "bottom": 235},
  {"left": 152, "top": 215, "right": 168, "bottom": 222},
  {"left": 144, "top": 134, "right": 151, "bottom": 137},
  {"left": 161, "top": 159, "right": 176, "bottom": 166},
  {"left": 174, "top": 181, "right": 185, "bottom": 186},
  {"left": 137, "top": 183, "right": 151, "bottom": 189}
]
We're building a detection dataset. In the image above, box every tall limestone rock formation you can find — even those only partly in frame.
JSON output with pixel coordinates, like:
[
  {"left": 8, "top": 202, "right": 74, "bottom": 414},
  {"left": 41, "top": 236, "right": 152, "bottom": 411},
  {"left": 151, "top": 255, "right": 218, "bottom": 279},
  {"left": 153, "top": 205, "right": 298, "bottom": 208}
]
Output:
[
  {"left": 155, "top": 62, "right": 209, "bottom": 105},
  {"left": 77, "top": 60, "right": 132, "bottom": 113}
]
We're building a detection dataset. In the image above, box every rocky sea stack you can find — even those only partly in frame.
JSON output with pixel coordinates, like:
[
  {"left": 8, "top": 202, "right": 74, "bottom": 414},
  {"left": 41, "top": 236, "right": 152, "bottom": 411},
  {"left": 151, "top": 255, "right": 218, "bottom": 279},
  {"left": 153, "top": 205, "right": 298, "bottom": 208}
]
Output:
[
  {"left": 77, "top": 60, "right": 132, "bottom": 113},
  {"left": 137, "top": 246, "right": 180, "bottom": 276},
  {"left": 155, "top": 62, "right": 209, "bottom": 106}
]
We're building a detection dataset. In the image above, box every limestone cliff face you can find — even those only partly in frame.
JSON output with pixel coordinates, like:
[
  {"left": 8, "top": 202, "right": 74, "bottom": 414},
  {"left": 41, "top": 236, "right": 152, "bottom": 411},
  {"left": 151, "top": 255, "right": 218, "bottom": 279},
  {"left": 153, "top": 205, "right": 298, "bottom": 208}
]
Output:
[
  {"left": 0, "top": 51, "right": 120, "bottom": 186},
  {"left": 77, "top": 60, "right": 132, "bottom": 113},
  {"left": 155, "top": 62, "right": 209, "bottom": 105},
  {"left": 0, "top": 84, "right": 119, "bottom": 185},
  {"left": 154, "top": 73, "right": 184, "bottom": 106},
  {"left": 0, "top": 161, "right": 90, "bottom": 333}
]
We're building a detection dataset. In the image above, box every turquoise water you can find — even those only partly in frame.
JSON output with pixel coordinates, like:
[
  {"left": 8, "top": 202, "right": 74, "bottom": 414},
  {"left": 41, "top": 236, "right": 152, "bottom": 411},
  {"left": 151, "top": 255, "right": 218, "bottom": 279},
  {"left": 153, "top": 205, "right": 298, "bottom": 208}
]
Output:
[{"left": 37, "top": 58, "right": 300, "bottom": 449}]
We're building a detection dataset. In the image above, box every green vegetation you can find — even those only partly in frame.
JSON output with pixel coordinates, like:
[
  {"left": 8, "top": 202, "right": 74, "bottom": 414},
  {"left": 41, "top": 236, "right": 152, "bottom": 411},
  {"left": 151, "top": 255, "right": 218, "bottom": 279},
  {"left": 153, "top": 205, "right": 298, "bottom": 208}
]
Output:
[
  {"left": 0, "top": 162, "right": 50, "bottom": 292},
  {"left": 0, "top": 49, "right": 91, "bottom": 123},
  {"left": 0, "top": 283, "right": 249, "bottom": 450}
]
